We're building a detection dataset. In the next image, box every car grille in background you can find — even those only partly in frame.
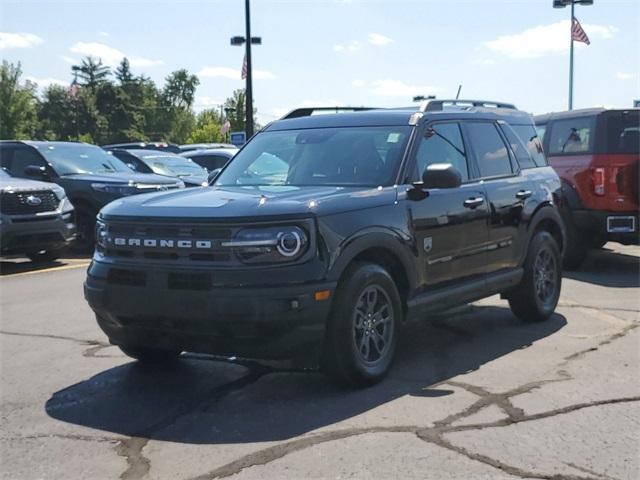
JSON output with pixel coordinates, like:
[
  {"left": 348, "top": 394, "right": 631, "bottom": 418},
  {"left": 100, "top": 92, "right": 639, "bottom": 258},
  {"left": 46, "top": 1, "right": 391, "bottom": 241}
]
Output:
[{"left": 0, "top": 191, "right": 60, "bottom": 215}]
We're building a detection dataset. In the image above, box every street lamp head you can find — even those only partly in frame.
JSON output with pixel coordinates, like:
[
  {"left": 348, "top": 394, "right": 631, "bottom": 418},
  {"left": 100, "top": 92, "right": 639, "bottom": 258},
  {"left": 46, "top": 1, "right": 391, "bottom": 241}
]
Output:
[
  {"left": 230, "top": 36, "right": 246, "bottom": 46},
  {"left": 577, "top": 0, "right": 593, "bottom": 5},
  {"left": 250, "top": 37, "right": 262, "bottom": 45},
  {"left": 553, "top": 0, "right": 569, "bottom": 8}
]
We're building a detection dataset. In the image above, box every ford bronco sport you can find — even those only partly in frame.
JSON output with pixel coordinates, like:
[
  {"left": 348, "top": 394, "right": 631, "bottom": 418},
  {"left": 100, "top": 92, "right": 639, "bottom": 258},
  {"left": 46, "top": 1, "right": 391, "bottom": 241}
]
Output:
[
  {"left": 535, "top": 108, "right": 639, "bottom": 268},
  {"left": 84, "top": 100, "right": 566, "bottom": 385}
]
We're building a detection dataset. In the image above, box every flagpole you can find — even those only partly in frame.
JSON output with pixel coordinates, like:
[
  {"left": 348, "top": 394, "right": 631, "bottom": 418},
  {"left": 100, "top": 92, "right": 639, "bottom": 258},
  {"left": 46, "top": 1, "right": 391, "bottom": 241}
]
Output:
[
  {"left": 244, "top": 0, "right": 254, "bottom": 138},
  {"left": 568, "top": 1, "right": 575, "bottom": 110}
]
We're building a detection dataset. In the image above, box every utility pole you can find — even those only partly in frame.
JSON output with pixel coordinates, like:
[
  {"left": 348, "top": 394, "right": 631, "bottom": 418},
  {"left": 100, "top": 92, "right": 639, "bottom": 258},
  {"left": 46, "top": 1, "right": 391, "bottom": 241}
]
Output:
[{"left": 231, "top": 0, "right": 261, "bottom": 141}]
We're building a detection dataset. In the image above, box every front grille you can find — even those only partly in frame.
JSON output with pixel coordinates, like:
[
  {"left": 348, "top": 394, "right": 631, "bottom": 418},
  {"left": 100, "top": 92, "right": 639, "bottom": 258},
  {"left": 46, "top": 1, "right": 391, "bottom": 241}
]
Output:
[
  {"left": 102, "top": 219, "right": 241, "bottom": 266},
  {"left": 0, "top": 191, "right": 60, "bottom": 215}
]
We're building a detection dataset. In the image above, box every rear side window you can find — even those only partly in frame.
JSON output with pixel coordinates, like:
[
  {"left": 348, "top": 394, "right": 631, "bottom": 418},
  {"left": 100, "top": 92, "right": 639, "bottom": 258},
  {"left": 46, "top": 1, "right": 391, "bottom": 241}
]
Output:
[
  {"left": 465, "top": 122, "right": 513, "bottom": 178},
  {"left": 603, "top": 111, "right": 639, "bottom": 154},
  {"left": 500, "top": 124, "right": 536, "bottom": 169},
  {"left": 548, "top": 116, "right": 595, "bottom": 155},
  {"left": 512, "top": 125, "right": 547, "bottom": 167}
]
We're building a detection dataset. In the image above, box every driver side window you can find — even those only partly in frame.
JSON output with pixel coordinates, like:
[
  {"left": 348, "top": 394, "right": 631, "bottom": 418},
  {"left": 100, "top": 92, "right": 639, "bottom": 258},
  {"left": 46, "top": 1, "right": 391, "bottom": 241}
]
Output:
[{"left": 414, "top": 123, "right": 469, "bottom": 182}]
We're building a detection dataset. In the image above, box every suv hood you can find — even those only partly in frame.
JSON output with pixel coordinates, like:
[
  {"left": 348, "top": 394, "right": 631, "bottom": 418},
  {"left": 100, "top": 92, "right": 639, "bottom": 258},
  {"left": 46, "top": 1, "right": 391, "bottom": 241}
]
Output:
[
  {"left": 100, "top": 185, "right": 398, "bottom": 220},
  {"left": 60, "top": 172, "right": 181, "bottom": 185},
  {"left": 0, "top": 176, "right": 60, "bottom": 192}
]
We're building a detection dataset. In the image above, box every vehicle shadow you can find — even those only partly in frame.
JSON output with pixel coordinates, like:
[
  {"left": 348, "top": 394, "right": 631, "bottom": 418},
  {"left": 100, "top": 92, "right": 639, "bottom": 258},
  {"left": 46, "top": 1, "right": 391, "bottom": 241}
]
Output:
[
  {"left": 0, "top": 252, "right": 89, "bottom": 276},
  {"left": 565, "top": 247, "right": 639, "bottom": 288},
  {"left": 46, "top": 305, "right": 566, "bottom": 444}
]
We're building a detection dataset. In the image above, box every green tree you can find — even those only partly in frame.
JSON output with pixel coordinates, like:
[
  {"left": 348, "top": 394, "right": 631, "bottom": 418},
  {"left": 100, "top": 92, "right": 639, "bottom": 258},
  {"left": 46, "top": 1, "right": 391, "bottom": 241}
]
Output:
[
  {"left": 0, "top": 61, "right": 38, "bottom": 139},
  {"left": 114, "top": 58, "right": 134, "bottom": 85},
  {"left": 187, "top": 109, "right": 225, "bottom": 143},
  {"left": 71, "top": 57, "right": 110, "bottom": 90},
  {"left": 37, "top": 85, "right": 77, "bottom": 140},
  {"left": 163, "top": 69, "right": 199, "bottom": 109}
]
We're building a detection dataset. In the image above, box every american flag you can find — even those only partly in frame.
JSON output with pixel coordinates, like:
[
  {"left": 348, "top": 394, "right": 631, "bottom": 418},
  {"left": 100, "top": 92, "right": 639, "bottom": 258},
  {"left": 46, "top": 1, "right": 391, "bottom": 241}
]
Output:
[
  {"left": 241, "top": 55, "right": 247, "bottom": 80},
  {"left": 571, "top": 17, "right": 590, "bottom": 45}
]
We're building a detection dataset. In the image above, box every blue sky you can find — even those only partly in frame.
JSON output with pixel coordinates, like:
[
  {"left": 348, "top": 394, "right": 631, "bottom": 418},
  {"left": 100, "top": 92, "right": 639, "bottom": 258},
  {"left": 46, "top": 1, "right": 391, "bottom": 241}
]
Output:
[{"left": 1, "top": 0, "right": 638, "bottom": 125}]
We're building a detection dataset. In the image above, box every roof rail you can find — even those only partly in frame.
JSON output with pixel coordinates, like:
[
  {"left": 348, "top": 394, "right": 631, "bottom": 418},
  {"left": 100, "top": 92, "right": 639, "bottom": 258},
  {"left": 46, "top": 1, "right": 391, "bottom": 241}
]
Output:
[
  {"left": 419, "top": 99, "right": 517, "bottom": 112},
  {"left": 281, "top": 106, "right": 377, "bottom": 119}
]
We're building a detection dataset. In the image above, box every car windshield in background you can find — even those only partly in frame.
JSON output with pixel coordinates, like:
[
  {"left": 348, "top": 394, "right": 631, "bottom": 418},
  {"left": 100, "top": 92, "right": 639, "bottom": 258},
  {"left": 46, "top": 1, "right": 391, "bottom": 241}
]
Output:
[
  {"left": 141, "top": 155, "right": 206, "bottom": 177},
  {"left": 37, "top": 145, "right": 130, "bottom": 175},
  {"left": 216, "top": 126, "right": 412, "bottom": 187},
  {"left": 604, "top": 111, "right": 640, "bottom": 154}
]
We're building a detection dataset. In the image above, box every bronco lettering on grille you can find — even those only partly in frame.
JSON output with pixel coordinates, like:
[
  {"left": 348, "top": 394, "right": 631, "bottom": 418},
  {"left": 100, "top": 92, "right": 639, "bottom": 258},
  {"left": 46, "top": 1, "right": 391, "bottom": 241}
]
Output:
[{"left": 111, "top": 237, "right": 213, "bottom": 249}]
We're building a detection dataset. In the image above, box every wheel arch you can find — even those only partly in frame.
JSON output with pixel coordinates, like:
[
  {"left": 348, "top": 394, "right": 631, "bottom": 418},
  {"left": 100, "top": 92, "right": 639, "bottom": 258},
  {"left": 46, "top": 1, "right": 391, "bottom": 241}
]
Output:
[{"left": 526, "top": 204, "right": 566, "bottom": 260}]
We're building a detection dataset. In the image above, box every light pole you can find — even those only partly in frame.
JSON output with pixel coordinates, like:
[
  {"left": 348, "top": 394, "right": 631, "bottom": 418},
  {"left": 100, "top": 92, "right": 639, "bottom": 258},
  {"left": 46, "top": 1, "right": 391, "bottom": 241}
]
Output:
[
  {"left": 553, "top": 0, "right": 593, "bottom": 110},
  {"left": 231, "top": 0, "right": 261, "bottom": 139}
]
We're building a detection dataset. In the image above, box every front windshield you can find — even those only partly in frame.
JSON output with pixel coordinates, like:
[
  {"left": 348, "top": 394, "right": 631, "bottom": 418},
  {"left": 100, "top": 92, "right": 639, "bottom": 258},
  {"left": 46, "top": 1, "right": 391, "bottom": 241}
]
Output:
[
  {"left": 216, "top": 126, "right": 412, "bottom": 187},
  {"left": 37, "top": 144, "right": 131, "bottom": 175},
  {"left": 141, "top": 155, "right": 206, "bottom": 177}
]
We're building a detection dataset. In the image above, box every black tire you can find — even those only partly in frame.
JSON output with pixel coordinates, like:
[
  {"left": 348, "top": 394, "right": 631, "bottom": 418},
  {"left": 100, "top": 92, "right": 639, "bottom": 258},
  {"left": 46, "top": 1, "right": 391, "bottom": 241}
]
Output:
[
  {"left": 563, "top": 220, "right": 588, "bottom": 270},
  {"left": 119, "top": 345, "right": 181, "bottom": 364},
  {"left": 321, "top": 262, "right": 401, "bottom": 386},
  {"left": 508, "top": 231, "right": 562, "bottom": 323},
  {"left": 73, "top": 207, "right": 98, "bottom": 253},
  {"left": 27, "top": 249, "right": 62, "bottom": 263}
]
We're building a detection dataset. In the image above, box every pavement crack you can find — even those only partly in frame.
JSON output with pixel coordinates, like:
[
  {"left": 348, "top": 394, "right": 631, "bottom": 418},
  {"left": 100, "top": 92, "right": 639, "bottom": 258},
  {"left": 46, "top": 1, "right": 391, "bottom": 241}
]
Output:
[
  {"left": 563, "top": 462, "right": 619, "bottom": 480},
  {"left": 3, "top": 433, "right": 120, "bottom": 443},
  {"left": 0, "top": 329, "right": 108, "bottom": 347},
  {"left": 115, "top": 437, "right": 151, "bottom": 480}
]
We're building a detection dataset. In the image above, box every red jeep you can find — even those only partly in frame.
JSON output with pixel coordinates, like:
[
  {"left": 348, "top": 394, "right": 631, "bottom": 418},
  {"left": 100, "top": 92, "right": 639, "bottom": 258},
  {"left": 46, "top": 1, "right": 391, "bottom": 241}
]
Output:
[{"left": 535, "top": 108, "right": 639, "bottom": 268}]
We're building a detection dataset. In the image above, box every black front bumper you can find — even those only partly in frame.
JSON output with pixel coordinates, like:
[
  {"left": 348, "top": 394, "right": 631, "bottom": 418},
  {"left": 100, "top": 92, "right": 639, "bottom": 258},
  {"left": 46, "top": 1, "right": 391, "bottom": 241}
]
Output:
[
  {"left": 84, "top": 260, "right": 336, "bottom": 363},
  {"left": 573, "top": 210, "right": 640, "bottom": 245}
]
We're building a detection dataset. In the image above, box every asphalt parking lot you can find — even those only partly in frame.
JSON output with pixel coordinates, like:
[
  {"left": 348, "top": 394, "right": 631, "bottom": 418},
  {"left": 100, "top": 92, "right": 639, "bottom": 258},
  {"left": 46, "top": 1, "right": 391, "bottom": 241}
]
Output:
[{"left": 1, "top": 244, "right": 639, "bottom": 480}]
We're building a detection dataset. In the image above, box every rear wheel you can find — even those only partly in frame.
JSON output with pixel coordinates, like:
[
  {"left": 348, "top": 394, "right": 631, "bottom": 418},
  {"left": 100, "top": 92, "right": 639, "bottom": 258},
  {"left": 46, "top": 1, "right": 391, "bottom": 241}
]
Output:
[
  {"left": 73, "top": 206, "right": 97, "bottom": 253},
  {"left": 27, "top": 249, "right": 62, "bottom": 263},
  {"left": 119, "top": 345, "right": 181, "bottom": 364},
  {"left": 508, "top": 231, "right": 562, "bottom": 323},
  {"left": 322, "top": 262, "right": 401, "bottom": 386}
]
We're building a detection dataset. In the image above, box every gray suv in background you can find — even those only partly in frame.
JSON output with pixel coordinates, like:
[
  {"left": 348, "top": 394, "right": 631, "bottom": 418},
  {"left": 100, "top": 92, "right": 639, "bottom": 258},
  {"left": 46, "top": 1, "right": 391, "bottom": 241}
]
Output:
[{"left": 0, "top": 169, "right": 76, "bottom": 261}]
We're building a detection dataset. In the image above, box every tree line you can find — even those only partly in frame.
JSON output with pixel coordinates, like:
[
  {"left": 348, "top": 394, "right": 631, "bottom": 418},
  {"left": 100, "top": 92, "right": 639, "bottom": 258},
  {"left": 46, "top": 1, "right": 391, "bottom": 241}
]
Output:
[{"left": 0, "top": 57, "right": 253, "bottom": 145}]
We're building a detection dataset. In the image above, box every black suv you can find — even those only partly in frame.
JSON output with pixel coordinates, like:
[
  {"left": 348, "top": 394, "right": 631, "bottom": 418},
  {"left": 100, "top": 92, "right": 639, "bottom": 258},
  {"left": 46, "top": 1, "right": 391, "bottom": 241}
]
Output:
[
  {"left": 84, "top": 100, "right": 566, "bottom": 385},
  {"left": 0, "top": 141, "right": 184, "bottom": 247}
]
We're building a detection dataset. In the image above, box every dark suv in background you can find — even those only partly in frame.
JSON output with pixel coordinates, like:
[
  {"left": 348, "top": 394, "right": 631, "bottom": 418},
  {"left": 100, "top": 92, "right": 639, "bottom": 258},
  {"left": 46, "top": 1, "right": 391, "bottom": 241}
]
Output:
[
  {"left": 84, "top": 100, "right": 565, "bottom": 386},
  {"left": 109, "top": 149, "right": 208, "bottom": 187},
  {"left": 0, "top": 141, "right": 184, "bottom": 247},
  {"left": 0, "top": 169, "right": 76, "bottom": 261},
  {"left": 535, "top": 108, "right": 639, "bottom": 268}
]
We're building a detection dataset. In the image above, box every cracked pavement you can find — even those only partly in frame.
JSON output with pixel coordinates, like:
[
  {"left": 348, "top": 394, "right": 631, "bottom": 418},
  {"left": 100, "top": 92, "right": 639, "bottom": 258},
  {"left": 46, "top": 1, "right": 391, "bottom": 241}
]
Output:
[{"left": 1, "top": 244, "right": 638, "bottom": 479}]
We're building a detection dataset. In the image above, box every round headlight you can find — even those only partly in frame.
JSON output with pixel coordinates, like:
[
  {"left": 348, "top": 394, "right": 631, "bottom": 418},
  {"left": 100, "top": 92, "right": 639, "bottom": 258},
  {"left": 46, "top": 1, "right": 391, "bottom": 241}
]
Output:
[{"left": 277, "top": 230, "right": 302, "bottom": 257}]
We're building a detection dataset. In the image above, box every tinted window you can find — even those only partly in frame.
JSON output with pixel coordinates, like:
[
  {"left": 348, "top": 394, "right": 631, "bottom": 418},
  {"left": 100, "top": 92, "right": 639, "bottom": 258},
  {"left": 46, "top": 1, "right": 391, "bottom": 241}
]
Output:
[
  {"left": 548, "top": 116, "right": 595, "bottom": 155},
  {"left": 217, "top": 126, "right": 411, "bottom": 187},
  {"left": 512, "top": 125, "right": 547, "bottom": 167},
  {"left": 535, "top": 124, "right": 547, "bottom": 143},
  {"left": 500, "top": 125, "right": 535, "bottom": 169},
  {"left": 9, "top": 148, "right": 46, "bottom": 177},
  {"left": 466, "top": 122, "right": 513, "bottom": 178},
  {"left": 415, "top": 122, "right": 468, "bottom": 181},
  {"left": 603, "top": 111, "right": 640, "bottom": 154},
  {"left": 37, "top": 144, "right": 130, "bottom": 175}
]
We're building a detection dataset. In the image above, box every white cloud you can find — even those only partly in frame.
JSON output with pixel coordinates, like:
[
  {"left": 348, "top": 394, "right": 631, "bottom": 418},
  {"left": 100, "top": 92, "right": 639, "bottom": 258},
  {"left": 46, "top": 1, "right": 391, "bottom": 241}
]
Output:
[
  {"left": 352, "top": 79, "right": 365, "bottom": 87},
  {"left": 0, "top": 32, "right": 43, "bottom": 50},
  {"left": 69, "top": 42, "right": 163, "bottom": 67},
  {"left": 333, "top": 41, "right": 361, "bottom": 53},
  {"left": 98, "top": 31, "right": 110, "bottom": 37},
  {"left": 484, "top": 20, "right": 617, "bottom": 59},
  {"left": 25, "top": 76, "right": 68, "bottom": 89},
  {"left": 368, "top": 79, "right": 438, "bottom": 97},
  {"left": 271, "top": 107, "right": 291, "bottom": 118},
  {"left": 616, "top": 72, "right": 635, "bottom": 81},
  {"left": 301, "top": 99, "right": 345, "bottom": 108},
  {"left": 472, "top": 58, "right": 496, "bottom": 66},
  {"left": 198, "top": 66, "right": 276, "bottom": 80},
  {"left": 368, "top": 33, "right": 393, "bottom": 46},
  {"left": 60, "top": 55, "right": 76, "bottom": 64}
]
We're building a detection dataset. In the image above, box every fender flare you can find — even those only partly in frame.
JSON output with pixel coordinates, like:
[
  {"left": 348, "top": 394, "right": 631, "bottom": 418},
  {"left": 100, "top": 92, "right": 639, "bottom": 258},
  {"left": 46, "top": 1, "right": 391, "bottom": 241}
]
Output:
[
  {"left": 326, "top": 228, "right": 419, "bottom": 292},
  {"left": 525, "top": 204, "right": 567, "bottom": 259}
]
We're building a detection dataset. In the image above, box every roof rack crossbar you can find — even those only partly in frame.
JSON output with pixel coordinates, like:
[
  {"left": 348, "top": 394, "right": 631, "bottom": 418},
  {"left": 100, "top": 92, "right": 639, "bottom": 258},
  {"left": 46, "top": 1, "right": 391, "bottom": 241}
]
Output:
[
  {"left": 419, "top": 99, "right": 517, "bottom": 112},
  {"left": 281, "top": 106, "right": 377, "bottom": 119}
]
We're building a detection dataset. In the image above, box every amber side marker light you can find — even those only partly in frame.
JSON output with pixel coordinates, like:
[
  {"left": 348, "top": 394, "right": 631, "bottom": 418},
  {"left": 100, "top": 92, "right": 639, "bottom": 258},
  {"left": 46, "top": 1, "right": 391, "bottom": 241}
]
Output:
[{"left": 314, "top": 290, "right": 331, "bottom": 301}]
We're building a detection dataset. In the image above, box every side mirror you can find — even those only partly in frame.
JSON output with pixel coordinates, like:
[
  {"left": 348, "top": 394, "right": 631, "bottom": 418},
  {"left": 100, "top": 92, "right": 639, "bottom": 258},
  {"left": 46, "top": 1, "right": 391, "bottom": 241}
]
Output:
[
  {"left": 421, "top": 163, "right": 462, "bottom": 189},
  {"left": 207, "top": 168, "right": 222, "bottom": 185},
  {"left": 24, "top": 165, "right": 49, "bottom": 179}
]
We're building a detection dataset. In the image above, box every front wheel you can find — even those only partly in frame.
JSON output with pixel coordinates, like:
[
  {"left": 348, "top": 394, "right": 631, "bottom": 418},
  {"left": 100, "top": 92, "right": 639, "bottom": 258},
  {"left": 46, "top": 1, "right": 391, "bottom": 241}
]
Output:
[
  {"left": 322, "top": 262, "right": 401, "bottom": 386},
  {"left": 507, "top": 231, "right": 562, "bottom": 323},
  {"left": 27, "top": 249, "right": 62, "bottom": 263}
]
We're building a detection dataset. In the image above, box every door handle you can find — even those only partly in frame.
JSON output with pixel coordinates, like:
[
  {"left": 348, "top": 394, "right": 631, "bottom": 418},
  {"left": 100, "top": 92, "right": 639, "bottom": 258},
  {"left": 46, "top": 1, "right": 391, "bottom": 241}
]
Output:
[
  {"left": 516, "top": 190, "right": 532, "bottom": 200},
  {"left": 463, "top": 197, "right": 484, "bottom": 208}
]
